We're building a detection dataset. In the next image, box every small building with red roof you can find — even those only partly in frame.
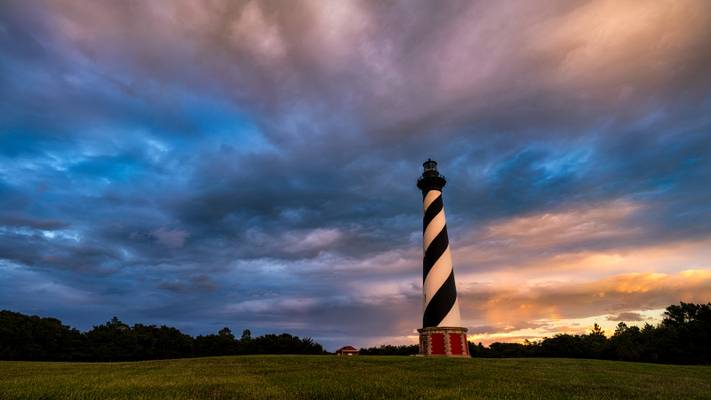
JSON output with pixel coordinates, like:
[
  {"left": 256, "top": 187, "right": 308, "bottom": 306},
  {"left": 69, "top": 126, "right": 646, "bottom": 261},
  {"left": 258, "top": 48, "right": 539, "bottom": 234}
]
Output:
[{"left": 335, "top": 345, "right": 359, "bottom": 356}]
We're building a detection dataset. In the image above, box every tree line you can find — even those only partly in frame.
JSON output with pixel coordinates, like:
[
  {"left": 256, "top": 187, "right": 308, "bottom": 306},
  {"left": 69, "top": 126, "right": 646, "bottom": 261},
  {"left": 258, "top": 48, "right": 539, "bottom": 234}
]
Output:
[
  {"left": 468, "top": 302, "right": 711, "bottom": 364},
  {"left": 3, "top": 302, "right": 709, "bottom": 363},
  {"left": 359, "top": 344, "right": 420, "bottom": 355},
  {"left": 361, "top": 303, "right": 711, "bottom": 365},
  {"left": 0, "top": 312, "right": 326, "bottom": 361}
]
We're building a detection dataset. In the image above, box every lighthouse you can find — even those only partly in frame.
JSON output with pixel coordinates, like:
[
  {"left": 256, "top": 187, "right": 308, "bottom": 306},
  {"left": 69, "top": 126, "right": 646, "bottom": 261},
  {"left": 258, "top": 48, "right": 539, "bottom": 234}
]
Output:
[{"left": 416, "top": 159, "right": 469, "bottom": 356}]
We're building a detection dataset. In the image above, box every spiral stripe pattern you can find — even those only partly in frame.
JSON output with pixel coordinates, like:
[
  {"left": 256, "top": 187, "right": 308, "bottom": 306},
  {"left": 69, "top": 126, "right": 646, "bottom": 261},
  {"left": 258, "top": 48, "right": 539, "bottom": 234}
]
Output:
[{"left": 422, "top": 189, "right": 461, "bottom": 328}]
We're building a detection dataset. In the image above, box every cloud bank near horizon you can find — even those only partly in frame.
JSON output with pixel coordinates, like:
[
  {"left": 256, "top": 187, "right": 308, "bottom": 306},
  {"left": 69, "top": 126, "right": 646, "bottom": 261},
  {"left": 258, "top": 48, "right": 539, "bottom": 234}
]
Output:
[{"left": 1, "top": 0, "right": 710, "bottom": 349}]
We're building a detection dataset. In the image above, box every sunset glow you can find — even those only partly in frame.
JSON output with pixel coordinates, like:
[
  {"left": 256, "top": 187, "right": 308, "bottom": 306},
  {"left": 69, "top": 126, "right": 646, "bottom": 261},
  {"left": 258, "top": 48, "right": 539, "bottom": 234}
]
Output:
[{"left": 1, "top": 0, "right": 710, "bottom": 350}]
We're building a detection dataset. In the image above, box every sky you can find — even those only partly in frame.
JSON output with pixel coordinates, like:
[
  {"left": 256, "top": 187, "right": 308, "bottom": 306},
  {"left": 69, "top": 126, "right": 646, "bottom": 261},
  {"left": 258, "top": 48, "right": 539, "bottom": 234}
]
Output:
[{"left": 1, "top": 0, "right": 710, "bottom": 351}]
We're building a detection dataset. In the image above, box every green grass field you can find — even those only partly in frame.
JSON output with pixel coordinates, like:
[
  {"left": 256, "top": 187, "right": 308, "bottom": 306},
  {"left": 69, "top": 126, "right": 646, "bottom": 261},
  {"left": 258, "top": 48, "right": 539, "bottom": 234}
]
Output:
[{"left": 1, "top": 356, "right": 710, "bottom": 399}]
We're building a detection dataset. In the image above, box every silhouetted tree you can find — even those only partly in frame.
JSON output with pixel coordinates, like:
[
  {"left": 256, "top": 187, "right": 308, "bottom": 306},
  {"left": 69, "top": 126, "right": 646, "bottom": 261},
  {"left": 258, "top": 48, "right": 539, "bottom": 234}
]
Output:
[
  {"left": 219, "top": 327, "right": 234, "bottom": 338},
  {"left": 468, "top": 342, "right": 491, "bottom": 357},
  {"left": 85, "top": 317, "right": 138, "bottom": 361},
  {"left": 462, "top": 302, "right": 710, "bottom": 364},
  {"left": 359, "top": 344, "right": 419, "bottom": 355},
  {"left": 0, "top": 310, "right": 85, "bottom": 361},
  {"left": 242, "top": 333, "right": 325, "bottom": 355},
  {"left": 580, "top": 323, "right": 607, "bottom": 358},
  {"left": 2, "top": 302, "right": 710, "bottom": 363},
  {"left": 605, "top": 322, "right": 643, "bottom": 361},
  {"left": 129, "top": 324, "right": 193, "bottom": 360},
  {"left": 194, "top": 327, "right": 238, "bottom": 357}
]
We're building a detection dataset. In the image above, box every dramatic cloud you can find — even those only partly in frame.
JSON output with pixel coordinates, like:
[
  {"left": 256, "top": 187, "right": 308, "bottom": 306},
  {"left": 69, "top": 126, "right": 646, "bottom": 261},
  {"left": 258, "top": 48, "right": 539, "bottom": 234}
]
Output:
[{"left": 1, "top": 0, "right": 710, "bottom": 349}]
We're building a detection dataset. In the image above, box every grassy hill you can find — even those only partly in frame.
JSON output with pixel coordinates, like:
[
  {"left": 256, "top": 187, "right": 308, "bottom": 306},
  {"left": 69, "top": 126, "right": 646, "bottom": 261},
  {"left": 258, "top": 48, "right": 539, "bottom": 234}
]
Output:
[{"left": 1, "top": 356, "right": 710, "bottom": 399}]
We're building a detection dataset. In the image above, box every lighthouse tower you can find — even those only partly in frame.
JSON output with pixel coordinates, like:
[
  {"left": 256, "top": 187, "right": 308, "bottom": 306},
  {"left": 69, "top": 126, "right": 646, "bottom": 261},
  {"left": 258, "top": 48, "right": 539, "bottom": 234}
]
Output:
[{"left": 416, "top": 159, "right": 469, "bottom": 356}]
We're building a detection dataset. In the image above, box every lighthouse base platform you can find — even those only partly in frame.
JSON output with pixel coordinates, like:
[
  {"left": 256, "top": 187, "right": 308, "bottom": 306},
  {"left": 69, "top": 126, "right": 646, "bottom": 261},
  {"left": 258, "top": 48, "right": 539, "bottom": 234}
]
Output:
[{"left": 418, "top": 327, "right": 469, "bottom": 357}]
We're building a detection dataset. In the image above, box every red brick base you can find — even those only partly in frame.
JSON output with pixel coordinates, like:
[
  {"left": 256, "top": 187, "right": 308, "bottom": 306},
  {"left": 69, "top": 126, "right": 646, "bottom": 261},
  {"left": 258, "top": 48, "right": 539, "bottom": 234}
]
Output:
[{"left": 418, "top": 327, "right": 469, "bottom": 357}]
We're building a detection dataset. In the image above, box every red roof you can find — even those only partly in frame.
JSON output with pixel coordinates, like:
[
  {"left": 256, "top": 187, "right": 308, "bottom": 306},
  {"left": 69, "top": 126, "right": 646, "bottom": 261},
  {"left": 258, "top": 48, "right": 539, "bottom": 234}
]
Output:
[{"left": 336, "top": 345, "right": 358, "bottom": 352}]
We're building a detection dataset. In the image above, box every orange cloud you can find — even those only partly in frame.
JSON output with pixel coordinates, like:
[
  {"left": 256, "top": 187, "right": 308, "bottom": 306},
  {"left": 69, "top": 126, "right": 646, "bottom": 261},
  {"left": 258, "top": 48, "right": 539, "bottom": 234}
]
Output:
[
  {"left": 441, "top": 198, "right": 711, "bottom": 343},
  {"left": 458, "top": 269, "right": 711, "bottom": 343},
  {"left": 454, "top": 199, "right": 711, "bottom": 280}
]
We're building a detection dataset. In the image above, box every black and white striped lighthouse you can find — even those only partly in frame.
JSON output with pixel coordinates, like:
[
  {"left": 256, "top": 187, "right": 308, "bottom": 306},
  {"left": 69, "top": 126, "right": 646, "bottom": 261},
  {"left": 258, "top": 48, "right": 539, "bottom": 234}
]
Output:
[{"left": 416, "top": 159, "right": 469, "bottom": 356}]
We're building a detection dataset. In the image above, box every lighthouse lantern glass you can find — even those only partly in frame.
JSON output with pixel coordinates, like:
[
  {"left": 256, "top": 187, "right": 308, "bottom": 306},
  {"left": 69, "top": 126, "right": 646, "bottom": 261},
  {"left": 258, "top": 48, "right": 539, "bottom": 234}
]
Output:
[{"left": 424, "top": 159, "right": 437, "bottom": 172}]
